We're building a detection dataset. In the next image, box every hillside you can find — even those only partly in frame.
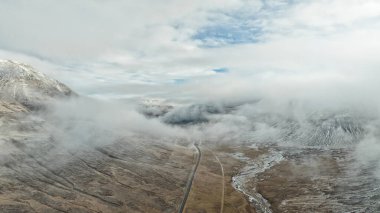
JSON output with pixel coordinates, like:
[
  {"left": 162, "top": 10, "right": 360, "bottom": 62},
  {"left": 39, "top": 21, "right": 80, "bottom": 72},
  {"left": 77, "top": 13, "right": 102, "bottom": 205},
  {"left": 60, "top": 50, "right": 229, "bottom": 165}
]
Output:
[
  {"left": 0, "top": 61, "right": 196, "bottom": 212},
  {"left": 0, "top": 60, "right": 74, "bottom": 111}
]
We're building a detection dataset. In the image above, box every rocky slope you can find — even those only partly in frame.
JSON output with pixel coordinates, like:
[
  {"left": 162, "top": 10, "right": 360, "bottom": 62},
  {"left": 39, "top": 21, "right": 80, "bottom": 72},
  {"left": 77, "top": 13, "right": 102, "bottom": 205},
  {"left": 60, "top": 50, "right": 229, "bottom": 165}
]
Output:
[
  {"left": 0, "top": 60, "right": 74, "bottom": 111},
  {"left": 0, "top": 101, "right": 27, "bottom": 115}
]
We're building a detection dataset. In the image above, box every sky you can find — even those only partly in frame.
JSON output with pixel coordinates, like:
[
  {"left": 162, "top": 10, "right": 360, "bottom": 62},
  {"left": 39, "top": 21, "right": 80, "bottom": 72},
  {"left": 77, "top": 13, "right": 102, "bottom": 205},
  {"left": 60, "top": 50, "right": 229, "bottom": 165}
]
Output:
[
  {"left": 1, "top": 0, "right": 380, "bottom": 102},
  {"left": 2, "top": 0, "right": 380, "bottom": 177}
]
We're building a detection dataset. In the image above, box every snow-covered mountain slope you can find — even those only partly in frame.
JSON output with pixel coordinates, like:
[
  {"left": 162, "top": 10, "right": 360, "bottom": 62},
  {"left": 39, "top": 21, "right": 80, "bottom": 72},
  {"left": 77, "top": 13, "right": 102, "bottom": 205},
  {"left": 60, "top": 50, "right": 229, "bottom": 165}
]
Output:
[
  {"left": 159, "top": 100, "right": 368, "bottom": 147},
  {"left": 0, "top": 60, "right": 74, "bottom": 110},
  {"left": 248, "top": 111, "right": 366, "bottom": 147},
  {"left": 138, "top": 98, "right": 174, "bottom": 118}
]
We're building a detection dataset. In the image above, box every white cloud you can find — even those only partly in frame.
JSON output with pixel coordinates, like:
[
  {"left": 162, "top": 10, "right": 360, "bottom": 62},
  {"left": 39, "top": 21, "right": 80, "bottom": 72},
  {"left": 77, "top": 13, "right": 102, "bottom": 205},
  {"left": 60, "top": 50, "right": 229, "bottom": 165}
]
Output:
[
  {"left": 0, "top": 0, "right": 242, "bottom": 58},
  {"left": 1, "top": 0, "right": 380, "bottom": 102}
]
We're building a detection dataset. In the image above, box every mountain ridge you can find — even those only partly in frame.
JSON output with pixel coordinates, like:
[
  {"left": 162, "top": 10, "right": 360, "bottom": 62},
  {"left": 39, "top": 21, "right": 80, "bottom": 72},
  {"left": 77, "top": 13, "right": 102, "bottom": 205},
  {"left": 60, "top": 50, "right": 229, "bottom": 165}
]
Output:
[{"left": 0, "top": 59, "right": 74, "bottom": 111}]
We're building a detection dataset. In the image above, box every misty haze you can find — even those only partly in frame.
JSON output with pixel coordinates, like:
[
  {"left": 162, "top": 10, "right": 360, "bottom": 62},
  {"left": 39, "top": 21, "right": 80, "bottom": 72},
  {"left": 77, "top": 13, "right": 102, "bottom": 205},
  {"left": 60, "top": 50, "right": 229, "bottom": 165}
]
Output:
[{"left": 1, "top": 1, "right": 380, "bottom": 212}]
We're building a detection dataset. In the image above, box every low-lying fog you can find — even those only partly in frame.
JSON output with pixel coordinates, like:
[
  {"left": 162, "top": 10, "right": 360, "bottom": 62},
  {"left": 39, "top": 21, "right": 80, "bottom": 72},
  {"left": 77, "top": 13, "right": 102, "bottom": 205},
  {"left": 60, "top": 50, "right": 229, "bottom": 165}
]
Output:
[{"left": 15, "top": 67, "right": 378, "bottom": 178}]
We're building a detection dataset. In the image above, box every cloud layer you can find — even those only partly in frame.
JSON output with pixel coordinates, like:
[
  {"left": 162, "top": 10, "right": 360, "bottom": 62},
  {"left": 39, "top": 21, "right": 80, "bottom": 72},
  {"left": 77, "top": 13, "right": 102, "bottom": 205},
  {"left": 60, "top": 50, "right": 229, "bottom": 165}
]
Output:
[
  {"left": 1, "top": 0, "right": 380, "bottom": 97},
  {"left": 3, "top": 1, "right": 380, "bottom": 180}
]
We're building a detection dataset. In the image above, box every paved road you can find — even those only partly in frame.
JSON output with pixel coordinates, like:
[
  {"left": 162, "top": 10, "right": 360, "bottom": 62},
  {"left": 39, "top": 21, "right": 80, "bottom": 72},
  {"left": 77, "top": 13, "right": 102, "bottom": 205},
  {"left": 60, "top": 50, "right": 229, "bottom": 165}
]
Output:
[{"left": 178, "top": 144, "right": 201, "bottom": 213}]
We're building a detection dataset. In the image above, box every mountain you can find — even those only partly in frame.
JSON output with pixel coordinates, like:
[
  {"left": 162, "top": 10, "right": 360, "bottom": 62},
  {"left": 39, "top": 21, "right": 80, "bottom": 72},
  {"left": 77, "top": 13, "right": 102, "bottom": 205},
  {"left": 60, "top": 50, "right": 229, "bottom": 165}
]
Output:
[
  {"left": 138, "top": 98, "right": 174, "bottom": 118},
  {"left": 0, "top": 60, "right": 74, "bottom": 111},
  {"left": 0, "top": 60, "right": 198, "bottom": 212}
]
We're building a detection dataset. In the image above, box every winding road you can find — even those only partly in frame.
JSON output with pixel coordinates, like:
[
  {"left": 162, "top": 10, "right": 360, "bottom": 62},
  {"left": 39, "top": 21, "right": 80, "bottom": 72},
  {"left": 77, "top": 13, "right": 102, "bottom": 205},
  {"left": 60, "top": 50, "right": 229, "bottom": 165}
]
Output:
[{"left": 178, "top": 144, "right": 202, "bottom": 213}]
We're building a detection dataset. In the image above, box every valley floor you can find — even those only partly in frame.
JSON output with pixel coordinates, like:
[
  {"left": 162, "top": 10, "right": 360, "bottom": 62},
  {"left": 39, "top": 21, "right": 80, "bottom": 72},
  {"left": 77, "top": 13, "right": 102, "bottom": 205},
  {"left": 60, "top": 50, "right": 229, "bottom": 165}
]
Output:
[{"left": 0, "top": 120, "right": 378, "bottom": 213}]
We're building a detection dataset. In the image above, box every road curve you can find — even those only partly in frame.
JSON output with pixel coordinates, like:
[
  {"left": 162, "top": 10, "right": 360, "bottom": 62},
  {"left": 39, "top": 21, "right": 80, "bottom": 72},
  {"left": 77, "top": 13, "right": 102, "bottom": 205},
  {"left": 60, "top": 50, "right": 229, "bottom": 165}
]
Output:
[{"left": 178, "top": 144, "right": 201, "bottom": 213}]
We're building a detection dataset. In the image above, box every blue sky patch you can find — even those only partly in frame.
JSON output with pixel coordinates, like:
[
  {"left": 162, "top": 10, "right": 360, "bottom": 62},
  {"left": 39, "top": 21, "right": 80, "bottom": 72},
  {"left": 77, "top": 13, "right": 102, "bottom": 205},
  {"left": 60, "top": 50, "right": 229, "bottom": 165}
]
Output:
[
  {"left": 193, "top": 24, "right": 262, "bottom": 47},
  {"left": 213, "top": 67, "right": 229, "bottom": 73},
  {"left": 191, "top": 1, "right": 294, "bottom": 47},
  {"left": 173, "top": 79, "right": 188, "bottom": 84}
]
